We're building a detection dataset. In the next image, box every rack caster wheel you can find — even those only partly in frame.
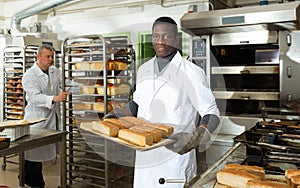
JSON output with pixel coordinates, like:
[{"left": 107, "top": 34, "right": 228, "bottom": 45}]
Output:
[{"left": 1, "top": 164, "right": 6, "bottom": 171}]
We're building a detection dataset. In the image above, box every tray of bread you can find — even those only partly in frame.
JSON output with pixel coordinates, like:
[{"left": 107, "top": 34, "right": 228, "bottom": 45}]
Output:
[
  {"left": 215, "top": 163, "right": 293, "bottom": 188},
  {"left": 0, "top": 118, "right": 47, "bottom": 129},
  {"left": 80, "top": 116, "right": 174, "bottom": 151}
]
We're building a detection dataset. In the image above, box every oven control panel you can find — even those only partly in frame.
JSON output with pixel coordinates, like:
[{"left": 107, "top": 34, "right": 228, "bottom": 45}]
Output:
[{"left": 193, "top": 38, "right": 206, "bottom": 57}]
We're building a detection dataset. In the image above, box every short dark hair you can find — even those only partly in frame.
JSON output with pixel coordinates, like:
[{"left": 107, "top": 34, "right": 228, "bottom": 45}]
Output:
[
  {"left": 152, "top": 16, "right": 178, "bottom": 34},
  {"left": 38, "top": 44, "right": 54, "bottom": 55}
]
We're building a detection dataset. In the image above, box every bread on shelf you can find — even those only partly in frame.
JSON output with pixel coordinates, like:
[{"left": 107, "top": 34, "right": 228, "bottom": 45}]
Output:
[
  {"left": 90, "top": 61, "right": 104, "bottom": 70},
  {"left": 95, "top": 83, "right": 113, "bottom": 96},
  {"left": 73, "top": 103, "right": 92, "bottom": 110},
  {"left": 93, "top": 102, "right": 113, "bottom": 112},
  {"left": 79, "top": 85, "right": 95, "bottom": 94},
  {"left": 113, "top": 60, "right": 128, "bottom": 70},
  {"left": 75, "top": 62, "right": 90, "bottom": 70},
  {"left": 111, "top": 84, "right": 131, "bottom": 96},
  {"left": 5, "top": 83, "right": 13, "bottom": 88},
  {"left": 7, "top": 89, "right": 15, "bottom": 93}
]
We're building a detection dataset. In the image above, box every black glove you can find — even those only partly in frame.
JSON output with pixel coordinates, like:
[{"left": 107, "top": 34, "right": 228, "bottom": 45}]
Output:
[{"left": 165, "top": 126, "right": 211, "bottom": 155}]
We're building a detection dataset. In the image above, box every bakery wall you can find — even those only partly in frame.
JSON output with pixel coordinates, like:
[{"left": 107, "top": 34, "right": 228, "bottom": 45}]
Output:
[
  {"left": 0, "top": 0, "right": 209, "bottom": 121},
  {"left": 2, "top": 1, "right": 208, "bottom": 42}
]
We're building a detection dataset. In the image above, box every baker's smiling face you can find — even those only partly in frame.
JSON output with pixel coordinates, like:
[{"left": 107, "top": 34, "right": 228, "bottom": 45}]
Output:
[{"left": 152, "top": 23, "right": 179, "bottom": 58}]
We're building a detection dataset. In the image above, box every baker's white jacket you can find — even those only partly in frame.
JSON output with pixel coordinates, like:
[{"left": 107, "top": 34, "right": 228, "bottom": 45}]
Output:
[{"left": 133, "top": 51, "right": 219, "bottom": 187}]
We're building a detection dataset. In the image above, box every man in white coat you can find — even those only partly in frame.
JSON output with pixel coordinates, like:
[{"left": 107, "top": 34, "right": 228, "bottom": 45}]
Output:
[
  {"left": 22, "top": 44, "right": 69, "bottom": 187},
  {"left": 105, "top": 17, "right": 220, "bottom": 187}
]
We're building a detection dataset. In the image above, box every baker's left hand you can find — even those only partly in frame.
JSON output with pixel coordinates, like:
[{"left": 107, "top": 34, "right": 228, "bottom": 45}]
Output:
[{"left": 165, "top": 126, "right": 211, "bottom": 155}]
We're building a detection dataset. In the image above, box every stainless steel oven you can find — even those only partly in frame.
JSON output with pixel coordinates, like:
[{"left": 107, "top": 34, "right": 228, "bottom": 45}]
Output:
[
  {"left": 181, "top": 2, "right": 300, "bottom": 175},
  {"left": 182, "top": 2, "right": 300, "bottom": 122}
]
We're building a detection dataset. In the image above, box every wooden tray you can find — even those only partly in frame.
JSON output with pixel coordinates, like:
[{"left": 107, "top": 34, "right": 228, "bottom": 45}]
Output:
[
  {"left": 0, "top": 118, "right": 47, "bottom": 129},
  {"left": 80, "top": 122, "right": 174, "bottom": 151}
]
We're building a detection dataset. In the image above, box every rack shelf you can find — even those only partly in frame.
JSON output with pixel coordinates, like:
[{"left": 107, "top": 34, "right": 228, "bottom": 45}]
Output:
[{"left": 62, "top": 34, "right": 136, "bottom": 187}]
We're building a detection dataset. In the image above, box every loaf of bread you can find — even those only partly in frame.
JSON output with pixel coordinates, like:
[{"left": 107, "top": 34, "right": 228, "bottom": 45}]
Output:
[
  {"left": 80, "top": 86, "right": 95, "bottom": 94},
  {"left": 113, "top": 60, "right": 127, "bottom": 70},
  {"left": 130, "top": 126, "right": 162, "bottom": 143},
  {"left": 119, "top": 116, "right": 147, "bottom": 126},
  {"left": 111, "top": 84, "right": 130, "bottom": 95},
  {"left": 93, "top": 102, "right": 113, "bottom": 112},
  {"left": 16, "top": 89, "right": 22, "bottom": 93},
  {"left": 90, "top": 61, "right": 104, "bottom": 70},
  {"left": 95, "top": 83, "right": 112, "bottom": 96},
  {"left": 73, "top": 118, "right": 94, "bottom": 125},
  {"left": 108, "top": 59, "right": 127, "bottom": 70},
  {"left": 5, "top": 83, "right": 13, "bottom": 88},
  {"left": 291, "top": 175, "right": 300, "bottom": 188},
  {"left": 246, "top": 180, "right": 289, "bottom": 188},
  {"left": 144, "top": 123, "right": 174, "bottom": 137},
  {"left": 224, "top": 164, "right": 265, "bottom": 179},
  {"left": 7, "top": 99, "right": 14, "bottom": 103},
  {"left": 8, "top": 79, "right": 16, "bottom": 83},
  {"left": 103, "top": 118, "right": 128, "bottom": 129},
  {"left": 12, "top": 109, "right": 23, "bottom": 113},
  {"left": 285, "top": 169, "right": 300, "bottom": 187},
  {"left": 217, "top": 169, "right": 262, "bottom": 188},
  {"left": 75, "top": 62, "right": 90, "bottom": 70},
  {"left": 7, "top": 89, "right": 15, "bottom": 92},
  {"left": 91, "top": 121, "right": 119, "bottom": 137},
  {"left": 73, "top": 103, "right": 92, "bottom": 110},
  {"left": 118, "top": 129, "right": 154, "bottom": 147},
  {"left": 116, "top": 118, "right": 135, "bottom": 129}
]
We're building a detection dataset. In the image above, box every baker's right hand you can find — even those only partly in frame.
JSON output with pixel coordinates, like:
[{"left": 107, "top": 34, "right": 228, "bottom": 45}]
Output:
[{"left": 53, "top": 92, "right": 70, "bottom": 102}]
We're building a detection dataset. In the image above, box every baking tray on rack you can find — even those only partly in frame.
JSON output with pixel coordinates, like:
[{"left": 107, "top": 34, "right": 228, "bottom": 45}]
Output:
[
  {"left": 0, "top": 118, "right": 47, "bottom": 129},
  {"left": 80, "top": 122, "right": 174, "bottom": 151}
]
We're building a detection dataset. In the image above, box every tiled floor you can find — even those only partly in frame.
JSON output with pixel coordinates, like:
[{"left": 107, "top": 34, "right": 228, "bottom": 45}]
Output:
[{"left": 0, "top": 155, "right": 60, "bottom": 188}]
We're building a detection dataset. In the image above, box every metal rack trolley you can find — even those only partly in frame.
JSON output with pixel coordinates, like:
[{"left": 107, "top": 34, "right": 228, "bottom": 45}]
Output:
[
  {"left": 62, "top": 34, "right": 136, "bottom": 187},
  {"left": 1, "top": 45, "right": 37, "bottom": 170}
]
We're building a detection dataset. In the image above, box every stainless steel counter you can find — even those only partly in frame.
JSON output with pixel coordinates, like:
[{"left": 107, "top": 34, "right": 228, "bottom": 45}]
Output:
[
  {"left": 0, "top": 128, "right": 67, "bottom": 188},
  {"left": 188, "top": 142, "right": 246, "bottom": 188}
]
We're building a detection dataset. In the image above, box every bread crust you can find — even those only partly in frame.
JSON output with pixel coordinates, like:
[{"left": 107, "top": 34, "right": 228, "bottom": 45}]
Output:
[
  {"left": 217, "top": 169, "right": 262, "bottom": 188},
  {"left": 247, "top": 180, "right": 289, "bottom": 188},
  {"left": 118, "top": 129, "right": 154, "bottom": 147},
  {"left": 91, "top": 121, "right": 119, "bottom": 137}
]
